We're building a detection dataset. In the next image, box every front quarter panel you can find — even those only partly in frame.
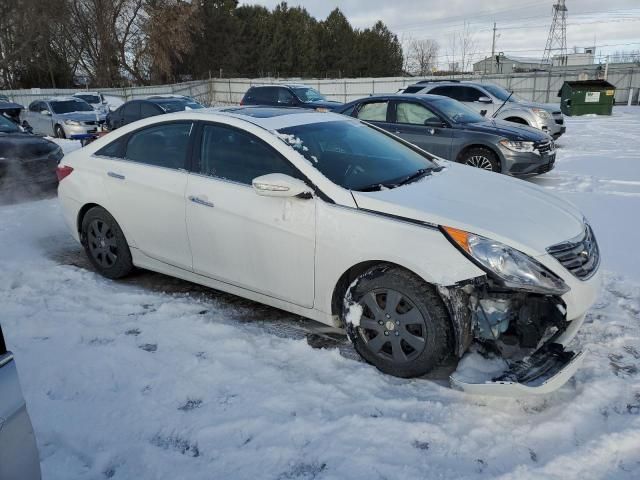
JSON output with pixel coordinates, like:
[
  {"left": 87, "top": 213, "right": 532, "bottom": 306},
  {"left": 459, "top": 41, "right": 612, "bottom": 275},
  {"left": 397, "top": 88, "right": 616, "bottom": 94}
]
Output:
[{"left": 314, "top": 201, "right": 485, "bottom": 315}]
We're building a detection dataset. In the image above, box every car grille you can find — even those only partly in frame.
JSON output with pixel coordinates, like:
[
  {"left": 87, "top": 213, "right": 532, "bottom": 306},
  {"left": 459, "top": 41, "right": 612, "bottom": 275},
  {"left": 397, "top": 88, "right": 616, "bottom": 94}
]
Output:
[
  {"left": 547, "top": 225, "right": 600, "bottom": 280},
  {"left": 83, "top": 120, "right": 105, "bottom": 126},
  {"left": 535, "top": 140, "right": 554, "bottom": 154}
]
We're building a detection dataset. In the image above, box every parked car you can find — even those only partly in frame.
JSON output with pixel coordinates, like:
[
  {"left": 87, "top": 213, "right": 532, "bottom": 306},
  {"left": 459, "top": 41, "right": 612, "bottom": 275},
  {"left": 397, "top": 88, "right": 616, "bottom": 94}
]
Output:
[
  {"left": 337, "top": 94, "right": 556, "bottom": 176},
  {"left": 0, "top": 99, "right": 26, "bottom": 125},
  {"left": 240, "top": 84, "right": 342, "bottom": 111},
  {"left": 402, "top": 81, "right": 566, "bottom": 139},
  {"left": 24, "top": 97, "right": 106, "bottom": 138},
  {"left": 57, "top": 106, "right": 600, "bottom": 395},
  {"left": 0, "top": 324, "right": 42, "bottom": 480},
  {"left": 73, "top": 91, "right": 109, "bottom": 114},
  {"left": 1, "top": 112, "right": 63, "bottom": 204},
  {"left": 106, "top": 95, "right": 204, "bottom": 130}
]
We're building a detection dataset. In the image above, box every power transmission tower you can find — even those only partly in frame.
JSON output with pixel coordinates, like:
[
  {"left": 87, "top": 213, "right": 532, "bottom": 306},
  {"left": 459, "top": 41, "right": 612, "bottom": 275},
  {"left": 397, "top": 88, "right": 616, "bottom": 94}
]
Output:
[{"left": 541, "top": 0, "right": 568, "bottom": 69}]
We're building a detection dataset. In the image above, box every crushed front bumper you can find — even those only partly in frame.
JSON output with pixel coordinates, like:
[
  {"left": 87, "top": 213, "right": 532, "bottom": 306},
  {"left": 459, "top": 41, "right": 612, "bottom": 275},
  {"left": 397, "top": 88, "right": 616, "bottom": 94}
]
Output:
[{"left": 450, "top": 343, "right": 585, "bottom": 396}]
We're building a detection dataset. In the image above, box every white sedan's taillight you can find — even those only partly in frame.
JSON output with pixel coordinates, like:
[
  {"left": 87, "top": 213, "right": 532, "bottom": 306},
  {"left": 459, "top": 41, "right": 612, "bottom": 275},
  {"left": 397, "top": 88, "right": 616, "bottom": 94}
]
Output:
[{"left": 56, "top": 165, "right": 74, "bottom": 182}]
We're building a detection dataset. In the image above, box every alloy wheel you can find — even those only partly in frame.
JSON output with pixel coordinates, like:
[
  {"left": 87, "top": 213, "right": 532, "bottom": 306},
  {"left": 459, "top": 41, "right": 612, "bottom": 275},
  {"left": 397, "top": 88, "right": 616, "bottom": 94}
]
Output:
[
  {"left": 356, "top": 288, "right": 428, "bottom": 363},
  {"left": 87, "top": 219, "right": 118, "bottom": 268},
  {"left": 466, "top": 155, "right": 494, "bottom": 170}
]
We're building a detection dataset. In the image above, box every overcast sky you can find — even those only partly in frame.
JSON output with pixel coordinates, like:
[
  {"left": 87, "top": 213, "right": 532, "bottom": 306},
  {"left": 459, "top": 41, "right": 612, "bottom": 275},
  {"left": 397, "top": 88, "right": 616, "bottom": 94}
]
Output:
[{"left": 239, "top": 0, "right": 640, "bottom": 67}]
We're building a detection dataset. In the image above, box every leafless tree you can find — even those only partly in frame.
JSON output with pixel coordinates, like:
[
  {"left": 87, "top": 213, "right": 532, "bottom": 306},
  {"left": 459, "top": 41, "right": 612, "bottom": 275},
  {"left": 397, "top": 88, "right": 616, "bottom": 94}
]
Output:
[
  {"left": 405, "top": 38, "right": 439, "bottom": 76},
  {"left": 144, "top": 0, "right": 199, "bottom": 83},
  {"left": 446, "top": 21, "right": 477, "bottom": 73}
]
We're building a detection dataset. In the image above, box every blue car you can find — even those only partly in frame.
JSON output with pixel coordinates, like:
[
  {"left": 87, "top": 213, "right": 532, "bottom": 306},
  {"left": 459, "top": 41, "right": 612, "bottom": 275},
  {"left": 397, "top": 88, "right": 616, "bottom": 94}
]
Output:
[{"left": 240, "top": 84, "right": 342, "bottom": 111}]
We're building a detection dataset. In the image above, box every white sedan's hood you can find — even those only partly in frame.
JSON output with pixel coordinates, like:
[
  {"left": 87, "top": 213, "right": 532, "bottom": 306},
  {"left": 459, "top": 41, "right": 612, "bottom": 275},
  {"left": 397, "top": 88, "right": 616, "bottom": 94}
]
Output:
[{"left": 352, "top": 162, "right": 584, "bottom": 257}]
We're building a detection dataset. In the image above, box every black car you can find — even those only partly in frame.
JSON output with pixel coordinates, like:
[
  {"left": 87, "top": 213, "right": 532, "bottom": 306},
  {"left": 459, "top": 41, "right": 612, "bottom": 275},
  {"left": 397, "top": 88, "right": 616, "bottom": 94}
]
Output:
[
  {"left": 0, "top": 112, "right": 63, "bottom": 204},
  {"left": 240, "top": 84, "right": 342, "bottom": 111},
  {"left": 107, "top": 95, "right": 204, "bottom": 130},
  {"left": 336, "top": 94, "right": 556, "bottom": 176}
]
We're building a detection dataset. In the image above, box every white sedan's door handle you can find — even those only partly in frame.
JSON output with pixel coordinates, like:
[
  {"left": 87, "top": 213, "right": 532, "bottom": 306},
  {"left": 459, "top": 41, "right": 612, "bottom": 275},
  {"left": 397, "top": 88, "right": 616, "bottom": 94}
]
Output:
[
  {"left": 107, "top": 171, "right": 125, "bottom": 180},
  {"left": 188, "top": 195, "right": 214, "bottom": 208}
]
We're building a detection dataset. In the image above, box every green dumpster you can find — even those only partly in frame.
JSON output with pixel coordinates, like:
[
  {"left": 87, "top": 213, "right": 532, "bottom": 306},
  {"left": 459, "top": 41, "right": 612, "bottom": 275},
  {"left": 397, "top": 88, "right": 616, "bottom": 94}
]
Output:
[{"left": 558, "top": 80, "right": 616, "bottom": 116}]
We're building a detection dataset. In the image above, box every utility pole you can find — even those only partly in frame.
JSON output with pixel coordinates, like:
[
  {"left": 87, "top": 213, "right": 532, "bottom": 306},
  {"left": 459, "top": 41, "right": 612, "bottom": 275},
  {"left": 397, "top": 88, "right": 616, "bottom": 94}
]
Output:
[{"left": 491, "top": 22, "right": 497, "bottom": 74}]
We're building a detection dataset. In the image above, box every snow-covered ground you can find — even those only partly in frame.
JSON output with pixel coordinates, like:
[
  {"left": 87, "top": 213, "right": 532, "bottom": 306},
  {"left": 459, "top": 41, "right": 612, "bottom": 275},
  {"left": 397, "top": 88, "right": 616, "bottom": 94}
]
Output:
[{"left": 2, "top": 108, "right": 640, "bottom": 479}]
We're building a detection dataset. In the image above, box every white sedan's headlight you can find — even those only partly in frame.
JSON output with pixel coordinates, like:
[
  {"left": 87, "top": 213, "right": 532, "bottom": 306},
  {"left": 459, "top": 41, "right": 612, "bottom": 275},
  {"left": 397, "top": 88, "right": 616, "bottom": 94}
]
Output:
[
  {"left": 532, "top": 107, "right": 551, "bottom": 119},
  {"left": 64, "top": 119, "right": 81, "bottom": 126},
  {"left": 499, "top": 139, "right": 535, "bottom": 153},
  {"left": 443, "top": 226, "right": 570, "bottom": 295}
]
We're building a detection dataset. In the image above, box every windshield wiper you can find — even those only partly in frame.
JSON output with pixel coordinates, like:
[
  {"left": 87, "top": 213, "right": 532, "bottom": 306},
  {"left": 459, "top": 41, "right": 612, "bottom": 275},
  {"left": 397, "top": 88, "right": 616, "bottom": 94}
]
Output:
[
  {"left": 357, "top": 166, "right": 443, "bottom": 192},
  {"left": 396, "top": 167, "right": 439, "bottom": 186},
  {"left": 492, "top": 91, "right": 513, "bottom": 119}
]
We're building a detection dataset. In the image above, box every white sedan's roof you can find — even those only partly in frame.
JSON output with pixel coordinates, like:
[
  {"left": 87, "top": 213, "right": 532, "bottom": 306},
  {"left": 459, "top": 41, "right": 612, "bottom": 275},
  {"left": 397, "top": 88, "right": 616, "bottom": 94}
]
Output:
[{"left": 193, "top": 106, "right": 349, "bottom": 130}]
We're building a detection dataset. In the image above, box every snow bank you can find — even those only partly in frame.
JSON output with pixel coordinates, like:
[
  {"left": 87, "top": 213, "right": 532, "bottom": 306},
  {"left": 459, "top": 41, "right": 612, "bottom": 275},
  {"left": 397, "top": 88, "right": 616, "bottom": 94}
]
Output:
[{"left": 1, "top": 108, "right": 640, "bottom": 479}]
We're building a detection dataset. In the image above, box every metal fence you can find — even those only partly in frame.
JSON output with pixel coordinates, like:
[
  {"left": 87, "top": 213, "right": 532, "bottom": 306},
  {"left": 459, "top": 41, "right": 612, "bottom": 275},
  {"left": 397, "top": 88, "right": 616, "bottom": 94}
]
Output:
[{"left": 2, "top": 64, "right": 639, "bottom": 108}]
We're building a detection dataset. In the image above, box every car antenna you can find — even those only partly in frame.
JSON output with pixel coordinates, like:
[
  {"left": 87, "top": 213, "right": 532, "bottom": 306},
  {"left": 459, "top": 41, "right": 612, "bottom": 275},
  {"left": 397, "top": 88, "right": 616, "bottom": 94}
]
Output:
[{"left": 492, "top": 91, "right": 513, "bottom": 119}]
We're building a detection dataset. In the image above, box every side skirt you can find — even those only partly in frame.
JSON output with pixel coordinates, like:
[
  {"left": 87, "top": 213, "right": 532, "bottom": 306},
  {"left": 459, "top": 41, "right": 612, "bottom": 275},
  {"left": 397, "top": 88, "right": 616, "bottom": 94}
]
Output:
[{"left": 130, "top": 248, "right": 335, "bottom": 327}]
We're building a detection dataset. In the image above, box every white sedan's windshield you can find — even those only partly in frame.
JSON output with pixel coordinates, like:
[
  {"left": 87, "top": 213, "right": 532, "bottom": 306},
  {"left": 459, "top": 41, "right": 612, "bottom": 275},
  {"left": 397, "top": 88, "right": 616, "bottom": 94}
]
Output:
[{"left": 277, "top": 120, "right": 437, "bottom": 191}]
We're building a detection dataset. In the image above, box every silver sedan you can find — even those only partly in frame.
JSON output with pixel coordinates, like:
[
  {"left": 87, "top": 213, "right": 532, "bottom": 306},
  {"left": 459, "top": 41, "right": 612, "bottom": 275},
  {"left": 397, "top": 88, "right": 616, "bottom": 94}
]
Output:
[{"left": 24, "top": 97, "right": 107, "bottom": 139}]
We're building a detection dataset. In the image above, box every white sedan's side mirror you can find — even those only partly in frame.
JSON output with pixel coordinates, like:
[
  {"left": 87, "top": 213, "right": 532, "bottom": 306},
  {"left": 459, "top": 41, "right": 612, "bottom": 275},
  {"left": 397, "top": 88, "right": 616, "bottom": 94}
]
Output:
[
  {"left": 252, "top": 173, "right": 312, "bottom": 198},
  {"left": 41, "top": 109, "right": 52, "bottom": 116}
]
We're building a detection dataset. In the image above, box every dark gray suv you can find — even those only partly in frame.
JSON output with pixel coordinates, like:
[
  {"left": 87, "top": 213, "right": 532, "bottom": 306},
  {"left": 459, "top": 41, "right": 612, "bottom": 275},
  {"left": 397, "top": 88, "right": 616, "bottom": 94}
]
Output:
[{"left": 337, "top": 94, "right": 556, "bottom": 176}]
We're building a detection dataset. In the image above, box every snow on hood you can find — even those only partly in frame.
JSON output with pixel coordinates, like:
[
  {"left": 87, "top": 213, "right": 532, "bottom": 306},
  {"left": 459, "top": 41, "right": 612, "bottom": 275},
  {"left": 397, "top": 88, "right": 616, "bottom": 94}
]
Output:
[{"left": 352, "top": 162, "right": 585, "bottom": 257}]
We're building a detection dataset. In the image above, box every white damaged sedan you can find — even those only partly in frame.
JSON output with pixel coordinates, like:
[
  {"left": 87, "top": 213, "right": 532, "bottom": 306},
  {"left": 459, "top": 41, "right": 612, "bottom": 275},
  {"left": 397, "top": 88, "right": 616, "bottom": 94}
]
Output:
[{"left": 57, "top": 107, "right": 601, "bottom": 395}]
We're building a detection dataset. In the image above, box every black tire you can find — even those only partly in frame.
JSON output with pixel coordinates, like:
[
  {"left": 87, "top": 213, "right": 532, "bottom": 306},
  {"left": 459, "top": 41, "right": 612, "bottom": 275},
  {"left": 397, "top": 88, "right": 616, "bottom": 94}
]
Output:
[
  {"left": 459, "top": 147, "right": 500, "bottom": 172},
  {"left": 81, "top": 207, "right": 133, "bottom": 279},
  {"left": 54, "top": 125, "right": 66, "bottom": 139},
  {"left": 344, "top": 264, "right": 452, "bottom": 378}
]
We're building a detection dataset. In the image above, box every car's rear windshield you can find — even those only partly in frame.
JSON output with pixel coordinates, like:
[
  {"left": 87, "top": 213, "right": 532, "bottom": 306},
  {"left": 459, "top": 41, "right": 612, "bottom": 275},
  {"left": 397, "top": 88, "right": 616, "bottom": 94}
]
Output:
[
  {"left": 292, "top": 87, "right": 326, "bottom": 103},
  {"left": 152, "top": 99, "right": 204, "bottom": 112},
  {"left": 432, "top": 97, "right": 485, "bottom": 124},
  {"left": 277, "top": 120, "right": 437, "bottom": 191},
  {"left": 75, "top": 94, "right": 101, "bottom": 104},
  {"left": 0, "top": 114, "right": 19, "bottom": 133},
  {"left": 50, "top": 100, "right": 94, "bottom": 114}
]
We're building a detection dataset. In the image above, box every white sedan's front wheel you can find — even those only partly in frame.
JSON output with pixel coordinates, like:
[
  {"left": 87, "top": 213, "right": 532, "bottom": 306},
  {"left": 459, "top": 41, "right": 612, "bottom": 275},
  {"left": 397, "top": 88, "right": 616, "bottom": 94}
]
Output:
[{"left": 344, "top": 265, "right": 452, "bottom": 378}]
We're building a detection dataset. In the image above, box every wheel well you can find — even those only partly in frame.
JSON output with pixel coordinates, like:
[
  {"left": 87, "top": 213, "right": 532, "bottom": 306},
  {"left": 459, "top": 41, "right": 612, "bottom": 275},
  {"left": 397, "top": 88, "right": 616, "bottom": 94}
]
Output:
[
  {"left": 456, "top": 144, "right": 501, "bottom": 168},
  {"left": 331, "top": 261, "right": 458, "bottom": 353},
  {"left": 77, "top": 203, "right": 101, "bottom": 236},
  {"left": 330, "top": 261, "right": 429, "bottom": 319},
  {"left": 504, "top": 116, "right": 528, "bottom": 125}
]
